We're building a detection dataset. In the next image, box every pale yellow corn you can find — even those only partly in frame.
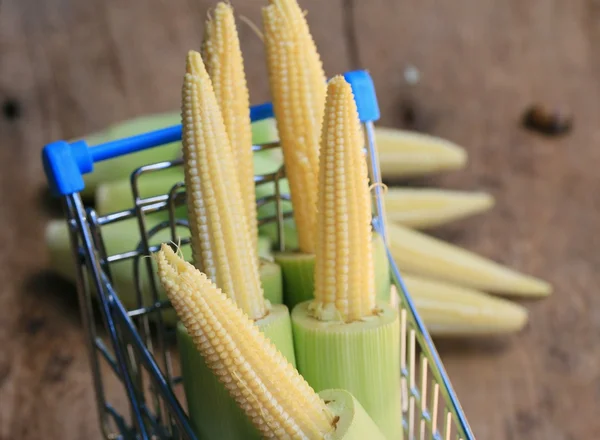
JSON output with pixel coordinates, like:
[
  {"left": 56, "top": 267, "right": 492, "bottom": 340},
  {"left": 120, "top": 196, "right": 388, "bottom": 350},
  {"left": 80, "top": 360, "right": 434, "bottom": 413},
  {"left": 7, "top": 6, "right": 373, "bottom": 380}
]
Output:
[
  {"left": 262, "top": 0, "right": 327, "bottom": 253},
  {"left": 155, "top": 244, "right": 335, "bottom": 439},
  {"left": 375, "top": 127, "right": 467, "bottom": 178},
  {"left": 394, "top": 276, "right": 528, "bottom": 336},
  {"left": 312, "top": 77, "right": 375, "bottom": 323},
  {"left": 201, "top": 3, "right": 258, "bottom": 254},
  {"left": 388, "top": 222, "right": 552, "bottom": 296},
  {"left": 181, "top": 51, "right": 266, "bottom": 320},
  {"left": 385, "top": 188, "right": 494, "bottom": 229}
]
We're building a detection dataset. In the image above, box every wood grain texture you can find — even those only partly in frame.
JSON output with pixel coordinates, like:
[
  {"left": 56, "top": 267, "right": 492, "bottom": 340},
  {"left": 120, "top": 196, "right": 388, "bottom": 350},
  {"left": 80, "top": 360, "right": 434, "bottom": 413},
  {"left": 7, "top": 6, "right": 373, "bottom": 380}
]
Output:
[
  {"left": 0, "top": 0, "right": 598, "bottom": 439},
  {"left": 352, "top": 1, "right": 600, "bottom": 439}
]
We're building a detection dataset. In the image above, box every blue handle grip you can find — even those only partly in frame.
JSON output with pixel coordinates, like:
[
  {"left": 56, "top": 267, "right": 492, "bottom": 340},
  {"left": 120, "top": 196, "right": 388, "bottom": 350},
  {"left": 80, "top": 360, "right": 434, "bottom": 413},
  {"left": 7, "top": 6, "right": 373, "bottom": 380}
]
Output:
[
  {"left": 343, "top": 70, "right": 380, "bottom": 123},
  {"left": 249, "top": 102, "right": 274, "bottom": 122}
]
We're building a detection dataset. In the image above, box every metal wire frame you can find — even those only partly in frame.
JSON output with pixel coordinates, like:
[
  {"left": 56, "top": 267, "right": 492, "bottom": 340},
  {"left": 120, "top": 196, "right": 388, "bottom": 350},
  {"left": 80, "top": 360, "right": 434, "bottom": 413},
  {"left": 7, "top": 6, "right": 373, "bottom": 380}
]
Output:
[{"left": 58, "top": 133, "right": 475, "bottom": 439}]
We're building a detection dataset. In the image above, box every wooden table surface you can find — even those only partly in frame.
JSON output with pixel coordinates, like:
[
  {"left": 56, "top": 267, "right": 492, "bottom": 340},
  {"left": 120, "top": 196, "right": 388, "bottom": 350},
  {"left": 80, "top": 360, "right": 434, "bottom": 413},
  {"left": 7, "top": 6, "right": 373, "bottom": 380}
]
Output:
[{"left": 2, "top": 0, "right": 599, "bottom": 439}]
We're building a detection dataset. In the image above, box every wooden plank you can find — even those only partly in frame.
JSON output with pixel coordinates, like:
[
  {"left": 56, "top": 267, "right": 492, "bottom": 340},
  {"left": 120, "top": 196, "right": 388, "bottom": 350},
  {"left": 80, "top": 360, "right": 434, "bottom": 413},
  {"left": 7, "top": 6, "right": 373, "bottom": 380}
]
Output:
[
  {"left": 0, "top": 0, "right": 349, "bottom": 438},
  {"left": 352, "top": 1, "right": 600, "bottom": 439}
]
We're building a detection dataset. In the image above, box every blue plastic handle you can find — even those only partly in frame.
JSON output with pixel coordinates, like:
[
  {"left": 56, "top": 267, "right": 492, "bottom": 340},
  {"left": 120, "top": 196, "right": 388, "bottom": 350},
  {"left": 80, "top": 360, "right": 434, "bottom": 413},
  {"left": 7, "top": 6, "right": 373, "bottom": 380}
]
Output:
[
  {"left": 42, "top": 102, "right": 275, "bottom": 196},
  {"left": 343, "top": 70, "right": 380, "bottom": 123},
  {"left": 249, "top": 102, "right": 274, "bottom": 122}
]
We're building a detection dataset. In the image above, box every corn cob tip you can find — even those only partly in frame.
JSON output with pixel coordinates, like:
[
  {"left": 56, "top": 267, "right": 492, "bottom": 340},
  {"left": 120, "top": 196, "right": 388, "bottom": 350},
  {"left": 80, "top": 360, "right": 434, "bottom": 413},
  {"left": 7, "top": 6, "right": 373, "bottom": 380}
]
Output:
[{"left": 186, "top": 50, "right": 206, "bottom": 78}]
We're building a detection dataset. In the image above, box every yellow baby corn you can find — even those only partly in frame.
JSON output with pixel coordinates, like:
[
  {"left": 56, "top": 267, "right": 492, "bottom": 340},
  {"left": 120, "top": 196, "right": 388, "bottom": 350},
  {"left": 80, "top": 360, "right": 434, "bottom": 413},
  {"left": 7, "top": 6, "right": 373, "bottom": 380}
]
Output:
[
  {"left": 292, "top": 77, "right": 402, "bottom": 440},
  {"left": 155, "top": 244, "right": 335, "bottom": 439},
  {"left": 201, "top": 2, "right": 258, "bottom": 253},
  {"left": 312, "top": 76, "right": 375, "bottom": 323},
  {"left": 396, "top": 276, "right": 528, "bottom": 336},
  {"left": 178, "top": 303, "right": 296, "bottom": 439},
  {"left": 385, "top": 187, "right": 494, "bottom": 229},
  {"left": 262, "top": 0, "right": 327, "bottom": 253},
  {"left": 375, "top": 127, "right": 468, "bottom": 178},
  {"left": 388, "top": 222, "right": 552, "bottom": 296},
  {"left": 181, "top": 50, "right": 266, "bottom": 319}
]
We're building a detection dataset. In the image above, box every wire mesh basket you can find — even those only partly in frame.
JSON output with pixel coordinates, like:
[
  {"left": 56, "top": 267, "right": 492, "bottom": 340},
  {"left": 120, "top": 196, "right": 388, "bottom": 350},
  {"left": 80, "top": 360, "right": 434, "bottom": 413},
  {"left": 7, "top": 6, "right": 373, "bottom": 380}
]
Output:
[{"left": 41, "top": 69, "right": 475, "bottom": 440}]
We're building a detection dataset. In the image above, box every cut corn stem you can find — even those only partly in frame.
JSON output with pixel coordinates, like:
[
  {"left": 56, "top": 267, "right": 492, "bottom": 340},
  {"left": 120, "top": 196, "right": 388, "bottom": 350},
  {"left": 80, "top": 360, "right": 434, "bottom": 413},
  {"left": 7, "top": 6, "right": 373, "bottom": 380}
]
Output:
[
  {"left": 274, "top": 232, "right": 391, "bottom": 310},
  {"left": 178, "top": 304, "right": 296, "bottom": 440},
  {"left": 317, "top": 389, "right": 386, "bottom": 440},
  {"left": 292, "top": 301, "right": 402, "bottom": 440},
  {"left": 44, "top": 219, "right": 283, "bottom": 325},
  {"left": 156, "top": 244, "right": 358, "bottom": 439},
  {"left": 397, "top": 276, "right": 529, "bottom": 336},
  {"left": 385, "top": 187, "right": 494, "bottom": 229},
  {"left": 262, "top": 0, "right": 327, "bottom": 253},
  {"left": 388, "top": 223, "right": 552, "bottom": 296},
  {"left": 375, "top": 127, "right": 468, "bottom": 179},
  {"left": 181, "top": 51, "right": 266, "bottom": 319},
  {"left": 202, "top": 2, "right": 258, "bottom": 254}
]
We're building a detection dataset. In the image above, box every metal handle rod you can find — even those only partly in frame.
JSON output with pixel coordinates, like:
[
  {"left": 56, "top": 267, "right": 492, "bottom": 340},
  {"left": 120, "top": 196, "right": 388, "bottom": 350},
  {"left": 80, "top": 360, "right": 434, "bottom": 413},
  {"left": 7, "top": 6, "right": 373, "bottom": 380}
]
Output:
[
  {"left": 69, "top": 193, "right": 150, "bottom": 438},
  {"left": 63, "top": 197, "right": 112, "bottom": 436},
  {"left": 105, "top": 271, "right": 198, "bottom": 440},
  {"left": 364, "top": 120, "right": 389, "bottom": 246}
]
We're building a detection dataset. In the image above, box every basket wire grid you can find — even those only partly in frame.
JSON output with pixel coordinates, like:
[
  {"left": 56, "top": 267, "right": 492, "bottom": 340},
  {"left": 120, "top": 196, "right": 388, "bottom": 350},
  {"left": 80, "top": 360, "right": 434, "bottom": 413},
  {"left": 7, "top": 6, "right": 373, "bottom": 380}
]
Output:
[{"left": 42, "top": 70, "right": 475, "bottom": 440}]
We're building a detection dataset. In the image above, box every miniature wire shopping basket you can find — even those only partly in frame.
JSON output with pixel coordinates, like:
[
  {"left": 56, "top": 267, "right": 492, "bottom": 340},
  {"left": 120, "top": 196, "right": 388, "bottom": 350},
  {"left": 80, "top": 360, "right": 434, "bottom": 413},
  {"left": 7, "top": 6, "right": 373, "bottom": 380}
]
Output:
[{"left": 41, "top": 70, "right": 475, "bottom": 440}]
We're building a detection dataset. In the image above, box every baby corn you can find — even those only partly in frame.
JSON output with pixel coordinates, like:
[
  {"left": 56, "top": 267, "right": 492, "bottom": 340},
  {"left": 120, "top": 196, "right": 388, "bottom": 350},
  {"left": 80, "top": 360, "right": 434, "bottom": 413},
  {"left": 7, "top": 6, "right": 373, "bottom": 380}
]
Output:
[
  {"left": 388, "top": 222, "right": 552, "bottom": 296},
  {"left": 156, "top": 244, "right": 385, "bottom": 440},
  {"left": 181, "top": 50, "right": 266, "bottom": 319},
  {"left": 385, "top": 187, "right": 494, "bottom": 229},
  {"left": 292, "top": 77, "right": 402, "bottom": 439},
  {"left": 375, "top": 127, "right": 468, "bottom": 179},
  {"left": 397, "top": 275, "right": 528, "bottom": 336},
  {"left": 311, "top": 76, "right": 375, "bottom": 323},
  {"left": 157, "top": 244, "right": 332, "bottom": 438},
  {"left": 202, "top": 2, "right": 258, "bottom": 253},
  {"left": 262, "top": 0, "right": 327, "bottom": 253}
]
